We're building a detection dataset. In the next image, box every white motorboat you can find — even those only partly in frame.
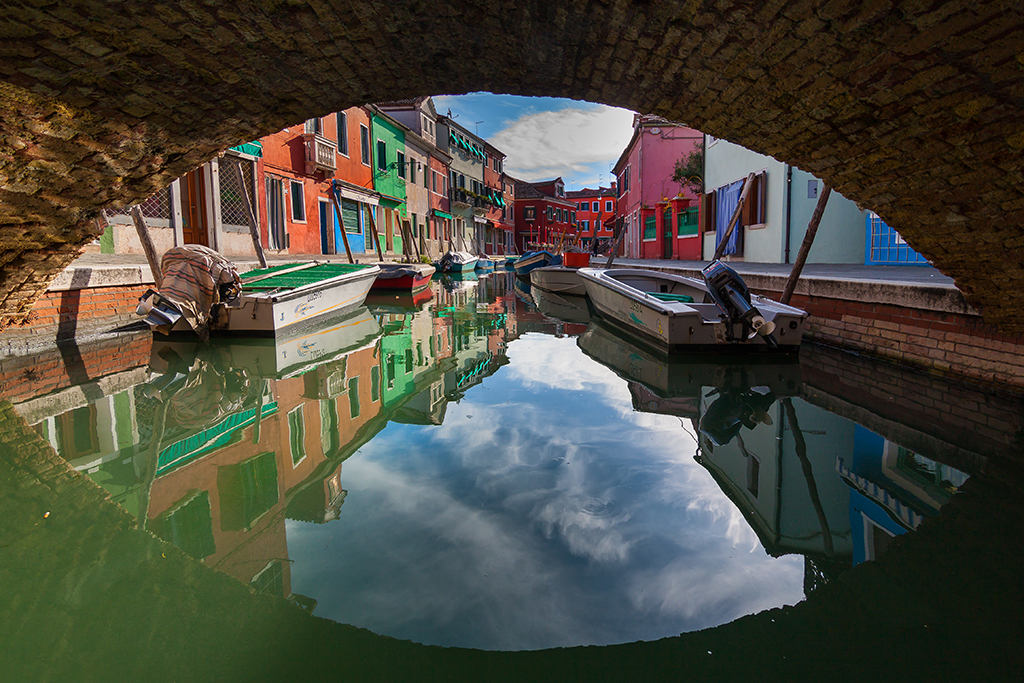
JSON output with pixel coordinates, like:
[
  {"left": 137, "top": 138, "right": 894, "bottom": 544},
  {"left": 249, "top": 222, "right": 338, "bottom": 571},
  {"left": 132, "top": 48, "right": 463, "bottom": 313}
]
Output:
[
  {"left": 530, "top": 265, "right": 587, "bottom": 296},
  {"left": 137, "top": 247, "right": 380, "bottom": 338},
  {"left": 578, "top": 261, "right": 808, "bottom": 352}
]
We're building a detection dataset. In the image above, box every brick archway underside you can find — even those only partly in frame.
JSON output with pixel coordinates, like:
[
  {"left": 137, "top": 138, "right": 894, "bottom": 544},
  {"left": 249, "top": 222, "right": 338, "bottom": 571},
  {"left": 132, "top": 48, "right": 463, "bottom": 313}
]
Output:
[{"left": 1, "top": 1, "right": 1023, "bottom": 329}]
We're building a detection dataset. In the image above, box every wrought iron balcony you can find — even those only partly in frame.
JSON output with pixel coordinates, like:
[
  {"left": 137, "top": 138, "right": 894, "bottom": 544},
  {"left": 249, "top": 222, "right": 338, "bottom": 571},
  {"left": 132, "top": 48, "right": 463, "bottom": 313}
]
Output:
[
  {"left": 303, "top": 133, "right": 337, "bottom": 174},
  {"left": 450, "top": 187, "right": 471, "bottom": 207}
]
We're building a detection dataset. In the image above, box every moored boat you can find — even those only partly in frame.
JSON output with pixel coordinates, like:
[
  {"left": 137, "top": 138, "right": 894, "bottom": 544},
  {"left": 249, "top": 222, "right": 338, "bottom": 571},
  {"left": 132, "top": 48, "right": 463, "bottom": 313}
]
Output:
[
  {"left": 436, "top": 250, "right": 479, "bottom": 272},
  {"left": 370, "top": 262, "right": 435, "bottom": 291},
  {"left": 530, "top": 286, "right": 592, "bottom": 325},
  {"left": 513, "top": 250, "right": 562, "bottom": 278},
  {"left": 475, "top": 257, "right": 495, "bottom": 272},
  {"left": 137, "top": 246, "right": 379, "bottom": 338},
  {"left": 578, "top": 260, "right": 807, "bottom": 352},
  {"left": 530, "top": 265, "right": 587, "bottom": 296}
]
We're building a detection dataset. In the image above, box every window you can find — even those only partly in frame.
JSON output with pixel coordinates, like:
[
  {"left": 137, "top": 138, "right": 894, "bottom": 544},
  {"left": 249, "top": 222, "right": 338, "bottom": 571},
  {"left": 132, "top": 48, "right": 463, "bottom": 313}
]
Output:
[
  {"left": 581, "top": 219, "right": 589, "bottom": 230},
  {"left": 571, "top": 211, "right": 576, "bottom": 223},
  {"left": 644, "top": 214, "right": 656, "bottom": 240},
  {"left": 266, "top": 176, "right": 286, "bottom": 249},
  {"left": 546, "top": 206, "right": 554, "bottom": 221},
  {"left": 605, "top": 200, "right": 613, "bottom": 213},
  {"left": 288, "top": 406, "right": 305, "bottom": 467},
  {"left": 397, "top": 151, "right": 406, "bottom": 178},
  {"left": 348, "top": 377, "right": 360, "bottom": 418},
  {"left": 376, "top": 140, "right": 387, "bottom": 171},
  {"left": 592, "top": 201, "right": 599, "bottom": 212},
  {"left": 290, "top": 180, "right": 305, "bottom": 222},
  {"left": 360, "top": 125, "right": 370, "bottom": 165},
  {"left": 524, "top": 206, "right": 536, "bottom": 221},
  {"left": 336, "top": 112, "right": 348, "bottom": 156},
  {"left": 304, "top": 117, "right": 322, "bottom": 135},
  {"left": 432, "top": 170, "right": 437, "bottom": 193},
  {"left": 371, "top": 366, "right": 380, "bottom": 402},
  {"left": 678, "top": 207, "right": 699, "bottom": 236}
]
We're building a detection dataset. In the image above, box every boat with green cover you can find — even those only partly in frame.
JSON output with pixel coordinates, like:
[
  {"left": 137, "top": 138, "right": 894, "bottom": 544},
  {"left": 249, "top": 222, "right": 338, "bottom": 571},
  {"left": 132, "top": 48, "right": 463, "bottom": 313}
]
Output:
[{"left": 138, "top": 247, "right": 380, "bottom": 337}]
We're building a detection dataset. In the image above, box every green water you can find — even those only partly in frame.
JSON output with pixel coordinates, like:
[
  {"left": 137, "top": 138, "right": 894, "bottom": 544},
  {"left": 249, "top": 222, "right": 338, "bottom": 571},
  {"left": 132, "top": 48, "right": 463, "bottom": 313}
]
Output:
[{"left": 1, "top": 271, "right": 1021, "bottom": 681}]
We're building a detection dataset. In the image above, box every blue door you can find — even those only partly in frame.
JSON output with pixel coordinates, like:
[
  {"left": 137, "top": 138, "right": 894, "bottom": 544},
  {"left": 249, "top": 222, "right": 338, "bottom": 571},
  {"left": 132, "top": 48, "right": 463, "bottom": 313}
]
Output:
[{"left": 319, "top": 201, "right": 331, "bottom": 254}]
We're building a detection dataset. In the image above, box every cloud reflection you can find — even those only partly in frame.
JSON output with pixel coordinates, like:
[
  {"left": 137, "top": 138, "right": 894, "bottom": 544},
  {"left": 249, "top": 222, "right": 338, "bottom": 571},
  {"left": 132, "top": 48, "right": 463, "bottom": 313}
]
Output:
[{"left": 287, "top": 335, "right": 804, "bottom": 650}]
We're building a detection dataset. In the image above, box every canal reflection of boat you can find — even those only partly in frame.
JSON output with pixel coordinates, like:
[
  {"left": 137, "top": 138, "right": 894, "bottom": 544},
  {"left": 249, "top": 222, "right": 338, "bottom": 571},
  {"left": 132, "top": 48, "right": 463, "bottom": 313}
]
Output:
[
  {"left": 149, "top": 306, "right": 382, "bottom": 380},
  {"left": 578, "top": 261, "right": 807, "bottom": 351},
  {"left": 530, "top": 286, "right": 591, "bottom": 325},
  {"left": 530, "top": 265, "right": 587, "bottom": 296},
  {"left": 137, "top": 246, "right": 380, "bottom": 338},
  {"left": 364, "top": 287, "right": 434, "bottom": 314},
  {"left": 438, "top": 270, "right": 479, "bottom": 291},
  {"left": 578, "top": 317, "right": 802, "bottom": 398}
]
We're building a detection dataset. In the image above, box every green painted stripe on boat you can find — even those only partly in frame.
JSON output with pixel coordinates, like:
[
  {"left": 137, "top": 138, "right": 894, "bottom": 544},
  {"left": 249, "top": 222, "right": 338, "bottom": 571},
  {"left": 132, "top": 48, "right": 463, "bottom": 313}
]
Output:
[
  {"left": 243, "top": 263, "right": 374, "bottom": 290},
  {"left": 648, "top": 292, "right": 694, "bottom": 303}
]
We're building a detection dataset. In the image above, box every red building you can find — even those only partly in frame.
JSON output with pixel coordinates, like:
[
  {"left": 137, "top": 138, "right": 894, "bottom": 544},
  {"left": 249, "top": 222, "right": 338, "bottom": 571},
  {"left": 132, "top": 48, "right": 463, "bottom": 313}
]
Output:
[
  {"left": 510, "top": 176, "right": 577, "bottom": 252},
  {"left": 567, "top": 185, "right": 617, "bottom": 252},
  {"left": 258, "top": 106, "right": 381, "bottom": 256},
  {"left": 483, "top": 143, "right": 512, "bottom": 255}
]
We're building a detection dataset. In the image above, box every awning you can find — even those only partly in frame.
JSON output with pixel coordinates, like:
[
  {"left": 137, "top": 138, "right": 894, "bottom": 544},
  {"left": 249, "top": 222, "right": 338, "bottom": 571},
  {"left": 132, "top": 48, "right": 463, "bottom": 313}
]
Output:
[
  {"left": 432, "top": 209, "right": 454, "bottom": 219},
  {"left": 339, "top": 186, "right": 379, "bottom": 206},
  {"left": 473, "top": 216, "right": 487, "bottom": 225}
]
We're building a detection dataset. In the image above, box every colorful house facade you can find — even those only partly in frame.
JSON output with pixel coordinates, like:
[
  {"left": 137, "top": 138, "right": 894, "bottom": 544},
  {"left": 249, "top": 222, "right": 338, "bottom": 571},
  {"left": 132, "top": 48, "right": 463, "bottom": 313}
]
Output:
[
  {"left": 510, "top": 176, "right": 577, "bottom": 253},
  {"left": 437, "top": 115, "right": 487, "bottom": 253},
  {"left": 370, "top": 108, "right": 408, "bottom": 256},
  {"left": 703, "top": 136, "right": 866, "bottom": 263},
  {"left": 613, "top": 115, "right": 703, "bottom": 260},
  {"left": 567, "top": 185, "right": 617, "bottom": 252}
]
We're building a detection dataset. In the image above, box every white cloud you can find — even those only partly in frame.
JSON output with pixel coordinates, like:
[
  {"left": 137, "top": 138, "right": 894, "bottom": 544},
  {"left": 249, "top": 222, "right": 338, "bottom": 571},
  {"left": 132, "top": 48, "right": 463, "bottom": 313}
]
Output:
[{"left": 491, "top": 106, "right": 635, "bottom": 183}]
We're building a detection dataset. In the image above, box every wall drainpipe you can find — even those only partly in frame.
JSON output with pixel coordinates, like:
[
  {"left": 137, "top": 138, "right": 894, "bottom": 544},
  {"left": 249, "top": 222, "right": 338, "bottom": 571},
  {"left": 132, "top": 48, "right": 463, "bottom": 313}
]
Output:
[{"left": 783, "top": 163, "right": 793, "bottom": 264}]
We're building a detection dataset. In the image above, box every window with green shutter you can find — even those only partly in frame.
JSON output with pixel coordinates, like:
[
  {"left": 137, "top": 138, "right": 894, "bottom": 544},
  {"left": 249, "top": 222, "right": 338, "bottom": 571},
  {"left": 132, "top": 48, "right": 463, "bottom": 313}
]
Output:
[
  {"left": 644, "top": 215, "right": 656, "bottom": 240},
  {"left": 341, "top": 198, "right": 361, "bottom": 234},
  {"left": 678, "top": 207, "right": 699, "bottom": 236}
]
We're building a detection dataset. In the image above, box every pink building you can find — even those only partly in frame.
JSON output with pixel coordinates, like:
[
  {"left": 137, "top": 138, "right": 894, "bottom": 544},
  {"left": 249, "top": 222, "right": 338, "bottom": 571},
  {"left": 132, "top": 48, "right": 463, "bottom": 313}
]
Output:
[{"left": 612, "top": 115, "right": 703, "bottom": 260}]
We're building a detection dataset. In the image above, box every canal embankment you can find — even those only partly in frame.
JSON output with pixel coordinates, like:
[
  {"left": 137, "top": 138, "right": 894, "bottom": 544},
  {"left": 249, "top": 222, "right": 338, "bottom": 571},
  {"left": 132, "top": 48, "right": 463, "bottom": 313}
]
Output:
[{"left": 4, "top": 253, "right": 1024, "bottom": 391}]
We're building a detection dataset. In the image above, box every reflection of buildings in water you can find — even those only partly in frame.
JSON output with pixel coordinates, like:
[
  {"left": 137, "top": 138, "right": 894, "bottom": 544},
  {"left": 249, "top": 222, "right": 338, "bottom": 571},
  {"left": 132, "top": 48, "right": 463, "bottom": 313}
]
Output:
[
  {"left": 839, "top": 428, "right": 969, "bottom": 566},
  {"left": 24, "top": 331, "right": 387, "bottom": 603}
]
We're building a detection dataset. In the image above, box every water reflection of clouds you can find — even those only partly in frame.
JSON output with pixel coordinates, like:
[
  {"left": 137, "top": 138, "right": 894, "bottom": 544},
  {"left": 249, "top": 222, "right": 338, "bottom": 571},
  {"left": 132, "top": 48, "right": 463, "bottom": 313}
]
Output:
[{"left": 288, "top": 335, "right": 804, "bottom": 650}]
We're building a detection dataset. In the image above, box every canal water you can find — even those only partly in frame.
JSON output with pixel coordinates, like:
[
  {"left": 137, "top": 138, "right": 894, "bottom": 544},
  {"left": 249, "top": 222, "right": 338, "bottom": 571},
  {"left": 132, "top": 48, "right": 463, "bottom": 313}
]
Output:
[{"left": 2, "top": 270, "right": 1021, "bottom": 680}]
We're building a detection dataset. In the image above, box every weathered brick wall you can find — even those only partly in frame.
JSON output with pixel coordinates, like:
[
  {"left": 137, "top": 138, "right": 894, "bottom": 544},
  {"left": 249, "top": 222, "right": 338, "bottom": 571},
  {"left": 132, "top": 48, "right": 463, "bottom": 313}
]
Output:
[
  {"left": 1, "top": 1, "right": 1024, "bottom": 329},
  {"left": 791, "top": 291, "right": 1024, "bottom": 389},
  {"left": 0, "top": 323, "right": 152, "bottom": 403},
  {"left": 799, "top": 342, "right": 1023, "bottom": 469}
]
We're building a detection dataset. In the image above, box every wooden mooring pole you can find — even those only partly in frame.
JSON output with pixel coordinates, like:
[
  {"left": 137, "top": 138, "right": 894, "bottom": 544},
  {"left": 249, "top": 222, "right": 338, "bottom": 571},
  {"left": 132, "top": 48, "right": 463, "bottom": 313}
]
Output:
[
  {"left": 781, "top": 185, "right": 832, "bottom": 305},
  {"left": 130, "top": 206, "right": 163, "bottom": 290},
  {"left": 233, "top": 162, "right": 267, "bottom": 269}
]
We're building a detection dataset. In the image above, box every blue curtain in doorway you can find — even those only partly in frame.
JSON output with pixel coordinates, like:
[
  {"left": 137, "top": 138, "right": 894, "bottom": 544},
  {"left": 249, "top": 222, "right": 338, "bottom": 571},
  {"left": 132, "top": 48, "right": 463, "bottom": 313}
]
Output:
[{"left": 715, "top": 179, "right": 744, "bottom": 256}]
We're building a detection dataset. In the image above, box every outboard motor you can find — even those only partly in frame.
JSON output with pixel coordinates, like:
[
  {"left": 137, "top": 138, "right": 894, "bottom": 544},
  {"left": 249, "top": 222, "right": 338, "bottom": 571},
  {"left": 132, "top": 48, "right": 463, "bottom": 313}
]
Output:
[
  {"left": 702, "top": 260, "right": 778, "bottom": 347},
  {"left": 699, "top": 388, "right": 777, "bottom": 447}
]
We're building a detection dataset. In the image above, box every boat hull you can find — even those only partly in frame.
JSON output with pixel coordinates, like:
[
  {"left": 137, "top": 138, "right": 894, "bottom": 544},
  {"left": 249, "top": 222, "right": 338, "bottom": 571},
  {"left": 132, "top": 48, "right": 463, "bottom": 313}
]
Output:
[
  {"left": 209, "top": 264, "right": 379, "bottom": 335},
  {"left": 530, "top": 266, "right": 587, "bottom": 296},
  {"left": 370, "top": 263, "right": 435, "bottom": 291},
  {"left": 513, "top": 251, "right": 561, "bottom": 278},
  {"left": 578, "top": 267, "right": 807, "bottom": 352}
]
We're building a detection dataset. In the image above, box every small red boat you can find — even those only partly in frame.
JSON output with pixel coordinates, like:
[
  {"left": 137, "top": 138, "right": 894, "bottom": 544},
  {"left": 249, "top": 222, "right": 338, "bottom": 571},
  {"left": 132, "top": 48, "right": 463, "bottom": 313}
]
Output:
[{"left": 370, "top": 262, "right": 435, "bottom": 292}]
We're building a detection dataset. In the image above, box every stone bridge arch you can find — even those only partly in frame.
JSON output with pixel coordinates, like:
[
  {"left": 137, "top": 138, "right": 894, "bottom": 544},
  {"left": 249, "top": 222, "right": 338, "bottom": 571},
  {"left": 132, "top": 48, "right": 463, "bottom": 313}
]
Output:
[{"left": 1, "top": 1, "right": 1023, "bottom": 328}]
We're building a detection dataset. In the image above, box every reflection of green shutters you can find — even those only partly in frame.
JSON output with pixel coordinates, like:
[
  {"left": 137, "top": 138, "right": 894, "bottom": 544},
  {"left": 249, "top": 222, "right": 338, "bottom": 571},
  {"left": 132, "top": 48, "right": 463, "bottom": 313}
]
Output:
[
  {"left": 341, "top": 199, "right": 360, "bottom": 233},
  {"left": 371, "top": 366, "right": 380, "bottom": 402},
  {"left": 678, "top": 207, "right": 699, "bottom": 236},
  {"left": 348, "top": 377, "right": 360, "bottom": 418},
  {"left": 218, "top": 451, "right": 279, "bottom": 532},
  {"left": 153, "top": 490, "right": 216, "bottom": 560},
  {"left": 644, "top": 215, "right": 656, "bottom": 239}
]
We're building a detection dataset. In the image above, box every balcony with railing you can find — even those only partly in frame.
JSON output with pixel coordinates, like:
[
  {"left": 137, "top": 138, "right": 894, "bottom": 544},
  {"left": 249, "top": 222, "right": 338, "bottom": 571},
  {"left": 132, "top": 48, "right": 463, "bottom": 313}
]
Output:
[
  {"left": 303, "top": 133, "right": 337, "bottom": 174},
  {"left": 450, "top": 187, "right": 471, "bottom": 207}
]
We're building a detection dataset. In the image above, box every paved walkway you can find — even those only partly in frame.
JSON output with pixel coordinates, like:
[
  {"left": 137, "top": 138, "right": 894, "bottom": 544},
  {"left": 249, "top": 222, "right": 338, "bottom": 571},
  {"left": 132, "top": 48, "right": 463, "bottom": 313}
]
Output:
[
  {"left": 67, "top": 251, "right": 958, "bottom": 289},
  {"left": 592, "top": 257, "right": 958, "bottom": 288}
]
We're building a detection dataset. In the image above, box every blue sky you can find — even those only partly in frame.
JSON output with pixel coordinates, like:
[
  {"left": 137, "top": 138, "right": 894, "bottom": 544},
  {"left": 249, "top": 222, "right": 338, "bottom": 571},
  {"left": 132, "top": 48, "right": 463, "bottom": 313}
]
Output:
[{"left": 433, "top": 93, "right": 635, "bottom": 192}]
